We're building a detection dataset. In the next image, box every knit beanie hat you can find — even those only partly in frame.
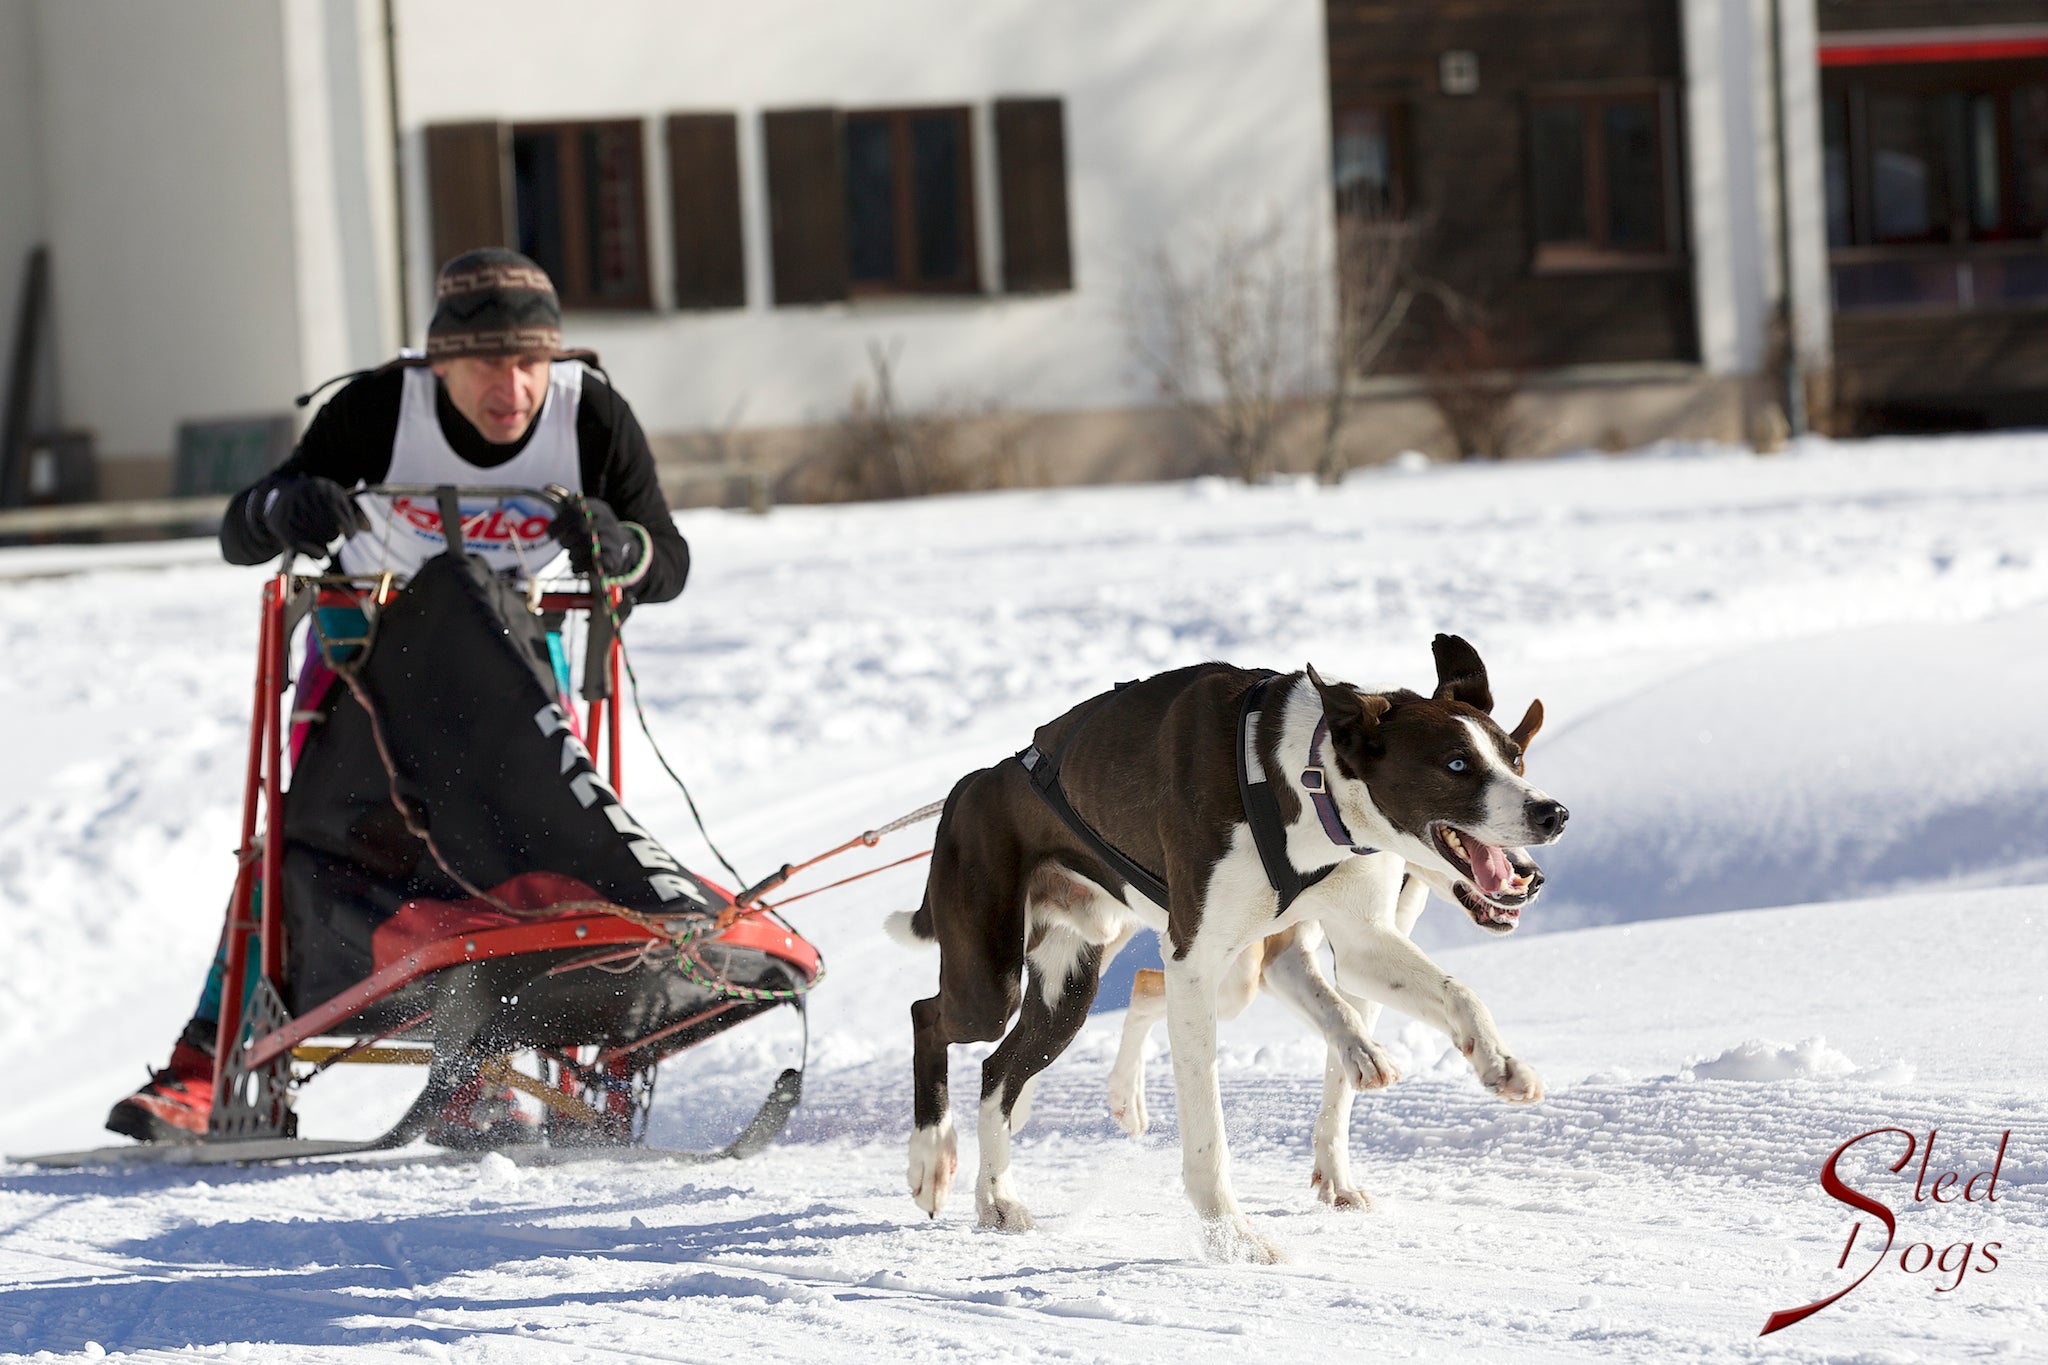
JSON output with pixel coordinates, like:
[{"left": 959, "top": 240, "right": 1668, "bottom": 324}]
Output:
[{"left": 426, "top": 248, "right": 563, "bottom": 359}]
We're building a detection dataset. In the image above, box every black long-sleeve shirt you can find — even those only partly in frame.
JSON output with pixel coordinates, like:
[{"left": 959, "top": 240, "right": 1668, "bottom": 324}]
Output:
[{"left": 220, "top": 365, "right": 688, "bottom": 603}]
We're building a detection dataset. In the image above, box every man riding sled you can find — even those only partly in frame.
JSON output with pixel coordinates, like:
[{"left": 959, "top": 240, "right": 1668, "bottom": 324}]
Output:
[{"left": 108, "top": 249, "right": 690, "bottom": 1143}]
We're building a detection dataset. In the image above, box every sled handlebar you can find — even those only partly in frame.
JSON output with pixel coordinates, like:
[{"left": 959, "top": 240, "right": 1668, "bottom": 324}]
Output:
[
  {"left": 274, "top": 482, "right": 620, "bottom": 703},
  {"left": 356, "top": 482, "right": 573, "bottom": 510},
  {"left": 274, "top": 483, "right": 581, "bottom": 573}
]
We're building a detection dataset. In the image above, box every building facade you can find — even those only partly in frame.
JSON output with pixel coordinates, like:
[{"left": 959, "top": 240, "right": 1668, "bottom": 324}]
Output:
[
  {"left": 0, "top": 0, "right": 1335, "bottom": 501},
  {"left": 2, "top": 0, "right": 2045, "bottom": 510}
]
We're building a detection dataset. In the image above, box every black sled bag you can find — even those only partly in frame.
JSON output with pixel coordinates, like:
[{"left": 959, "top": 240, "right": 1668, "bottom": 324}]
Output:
[{"left": 278, "top": 554, "right": 723, "bottom": 1017}]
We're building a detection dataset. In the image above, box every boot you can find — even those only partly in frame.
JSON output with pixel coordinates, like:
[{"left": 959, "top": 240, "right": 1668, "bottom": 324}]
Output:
[{"left": 105, "top": 1023, "right": 216, "bottom": 1143}]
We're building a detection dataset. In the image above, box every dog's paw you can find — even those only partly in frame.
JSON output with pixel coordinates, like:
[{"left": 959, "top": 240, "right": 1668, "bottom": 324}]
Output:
[
  {"left": 1310, "top": 1167, "right": 1373, "bottom": 1211},
  {"left": 1338, "top": 1034, "right": 1400, "bottom": 1092},
  {"left": 977, "top": 1193, "right": 1037, "bottom": 1232},
  {"left": 1484, "top": 1055, "right": 1544, "bottom": 1103},
  {"left": 907, "top": 1121, "right": 958, "bottom": 1217},
  {"left": 1107, "top": 1074, "right": 1149, "bottom": 1136},
  {"left": 1199, "top": 1215, "right": 1288, "bottom": 1265}
]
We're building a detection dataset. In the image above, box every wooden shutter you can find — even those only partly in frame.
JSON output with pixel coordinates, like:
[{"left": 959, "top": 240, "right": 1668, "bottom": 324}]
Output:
[
  {"left": 994, "top": 98, "right": 1073, "bottom": 294},
  {"left": 667, "top": 113, "right": 746, "bottom": 309},
  {"left": 425, "top": 121, "right": 512, "bottom": 267},
  {"left": 762, "top": 107, "right": 848, "bottom": 305}
]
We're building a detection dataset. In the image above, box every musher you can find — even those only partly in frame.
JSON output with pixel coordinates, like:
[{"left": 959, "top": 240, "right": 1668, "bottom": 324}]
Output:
[{"left": 106, "top": 248, "right": 690, "bottom": 1142}]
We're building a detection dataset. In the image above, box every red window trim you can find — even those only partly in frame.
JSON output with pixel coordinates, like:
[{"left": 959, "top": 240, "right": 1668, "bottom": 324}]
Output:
[{"left": 1821, "top": 33, "right": 2048, "bottom": 67}]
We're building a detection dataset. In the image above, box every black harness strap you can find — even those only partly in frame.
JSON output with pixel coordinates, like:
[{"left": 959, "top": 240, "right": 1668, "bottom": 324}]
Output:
[
  {"left": 1238, "top": 676, "right": 1338, "bottom": 915},
  {"left": 1017, "top": 743, "right": 1171, "bottom": 908},
  {"left": 1016, "top": 680, "right": 1169, "bottom": 906}
]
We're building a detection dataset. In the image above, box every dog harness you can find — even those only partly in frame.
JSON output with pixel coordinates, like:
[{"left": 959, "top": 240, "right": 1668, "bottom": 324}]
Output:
[
  {"left": 1017, "top": 674, "right": 1377, "bottom": 916},
  {"left": 1238, "top": 675, "right": 1379, "bottom": 912}
]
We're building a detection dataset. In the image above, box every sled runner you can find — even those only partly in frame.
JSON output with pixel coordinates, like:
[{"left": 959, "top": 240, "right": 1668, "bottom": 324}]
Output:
[{"left": 17, "top": 485, "right": 821, "bottom": 1169}]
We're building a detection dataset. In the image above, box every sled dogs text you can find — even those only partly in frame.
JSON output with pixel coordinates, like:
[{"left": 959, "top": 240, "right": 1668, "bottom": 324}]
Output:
[{"left": 888, "top": 635, "right": 1568, "bottom": 1261}]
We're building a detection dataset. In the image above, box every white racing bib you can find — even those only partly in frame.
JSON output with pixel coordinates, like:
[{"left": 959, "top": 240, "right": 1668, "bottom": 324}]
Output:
[{"left": 339, "top": 362, "right": 584, "bottom": 581}]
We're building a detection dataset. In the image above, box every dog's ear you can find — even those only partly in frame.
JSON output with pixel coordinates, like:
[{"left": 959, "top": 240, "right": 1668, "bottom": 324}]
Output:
[
  {"left": 1306, "top": 664, "right": 1393, "bottom": 739},
  {"left": 1509, "top": 698, "right": 1544, "bottom": 751},
  {"left": 1431, "top": 633, "right": 1493, "bottom": 713}
]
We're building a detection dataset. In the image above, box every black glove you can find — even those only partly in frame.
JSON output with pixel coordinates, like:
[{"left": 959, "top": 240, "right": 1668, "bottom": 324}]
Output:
[
  {"left": 549, "top": 496, "right": 646, "bottom": 583},
  {"left": 260, "top": 476, "right": 367, "bottom": 558}
]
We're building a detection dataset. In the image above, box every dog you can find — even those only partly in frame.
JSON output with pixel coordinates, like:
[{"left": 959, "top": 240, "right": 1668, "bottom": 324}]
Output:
[{"left": 887, "top": 635, "right": 1566, "bottom": 1261}]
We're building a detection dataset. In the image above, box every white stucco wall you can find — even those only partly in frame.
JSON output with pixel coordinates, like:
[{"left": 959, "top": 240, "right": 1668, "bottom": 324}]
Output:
[
  {"left": 0, "top": 0, "right": 49, "bottom": 426},
  {"left": 33, "top": 1, "right": 304, "bottom": 459},
  {"left": 281, "top": 0, "right": 404, "bottom": 394},
  {"left": 391, "top": 0, "right": 1335, "bottom": 432}
]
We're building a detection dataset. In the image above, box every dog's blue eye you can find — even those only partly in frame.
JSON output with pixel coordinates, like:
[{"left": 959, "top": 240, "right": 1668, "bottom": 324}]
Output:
[{"left": 1447, "top": 758, "right": 1467, "bottom": 773}]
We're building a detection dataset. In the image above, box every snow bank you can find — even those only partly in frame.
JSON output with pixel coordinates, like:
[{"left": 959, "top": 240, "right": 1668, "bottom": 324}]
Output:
[{"left": 4, "top": 434, "right": 2048, "bottom": 1360}]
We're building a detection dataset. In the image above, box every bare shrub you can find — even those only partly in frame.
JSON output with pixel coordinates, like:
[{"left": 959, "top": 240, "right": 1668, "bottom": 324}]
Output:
[
  {"left": 1422, "top": 319, "right": 1529, "bottom": 460},
  {"left": 1124, "top": 216, "right": 1322, "bottom": 484},
  {"left": 1315, "top": 207, "right": 1427, "bottom": 482},
  {"left": 668, "top": 398, "right": 775, "bottom": 512},
  {"left": 794, "top": 342, "right": 1039, "bottom": 503}
]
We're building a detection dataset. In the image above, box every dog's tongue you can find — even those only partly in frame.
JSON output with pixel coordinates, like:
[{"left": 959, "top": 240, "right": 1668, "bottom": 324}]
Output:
[{"left": 1467, "top": 836, "right": 1512, "bottom": 895}]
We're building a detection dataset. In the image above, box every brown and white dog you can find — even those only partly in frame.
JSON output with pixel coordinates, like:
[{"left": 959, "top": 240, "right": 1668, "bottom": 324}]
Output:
[{"left": 887, "top": 635, "right": 1566, "bottom": 1261}]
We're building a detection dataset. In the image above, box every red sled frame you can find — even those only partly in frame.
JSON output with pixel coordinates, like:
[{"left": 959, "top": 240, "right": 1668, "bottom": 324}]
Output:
[{"left": 204, "top": 487, "right": 820, "bottom": 1157}]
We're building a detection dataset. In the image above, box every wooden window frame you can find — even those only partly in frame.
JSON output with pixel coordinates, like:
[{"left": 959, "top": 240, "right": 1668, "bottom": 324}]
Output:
[
  {"left": 842, "top": 105, "right": 982, "bottom": 297},
  {"left": 763, "top": 108, "right": 850, "bottom": 306},
  {"left": 666, "top": 112, "right": 746, "bottom": 310},
  {"left": 993, "top": 96, "right": 1074, "bottom": 295},
  {"left": 509, "top": 117, "right": 654, "bottom": 312},
  {"left": 1527, "top": 85, "right": 1681, "bottom": 273}
]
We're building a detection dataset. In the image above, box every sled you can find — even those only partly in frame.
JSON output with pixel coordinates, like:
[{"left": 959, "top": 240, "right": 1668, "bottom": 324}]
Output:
[{"left": 15, "top": 484, "right": 820, "bottom": 1170}]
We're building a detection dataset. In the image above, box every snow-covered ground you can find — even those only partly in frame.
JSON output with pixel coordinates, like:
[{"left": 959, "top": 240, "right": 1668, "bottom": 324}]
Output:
[{"left": 2, "top": 435, "right": 2045, "bottom": 1361}]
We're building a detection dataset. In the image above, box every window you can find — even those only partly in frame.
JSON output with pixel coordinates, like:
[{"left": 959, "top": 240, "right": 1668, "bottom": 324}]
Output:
[
  {"left": 763, "top": 100, "right": 1071, "bottom": 305},
  {"left": 842, "top": 107, "right": 979, "bottom": 294},
  {"left": 1331, "top": 104, "right": 1409, "bottom": 218},
  {"left": 423, "top": 119, "right": 653, "bottom": 312},
  {"left": 1823, "top": 73, "right": 2048, "bottom": 313},
  {"left": 1826, "top": 80, "right": 2048, "bottom": 246},
  {"left": 509, "top": 120, "right": 652, "bottom": 310},
  {"left": 1527, "top": 90, "right": 1674, "bottom": 268}
]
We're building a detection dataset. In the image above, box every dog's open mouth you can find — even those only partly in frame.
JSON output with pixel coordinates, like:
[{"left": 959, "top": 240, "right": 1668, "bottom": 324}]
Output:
[{"left": 1432, "top": 823, "right": 1542, "bottom": 932}]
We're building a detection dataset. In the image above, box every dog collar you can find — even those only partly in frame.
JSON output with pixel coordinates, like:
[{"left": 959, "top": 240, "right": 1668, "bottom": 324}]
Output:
[{"left": 1303, "top": 716, "right": 1374, "bottom": 854}]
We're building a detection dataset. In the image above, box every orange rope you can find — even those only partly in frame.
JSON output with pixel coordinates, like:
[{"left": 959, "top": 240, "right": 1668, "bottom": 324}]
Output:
[
  {"left": 713, "top": 801, "right": 944, "bottom": 930},
  {"left": 758, "top": 849, "right": 934, "bottom": 911}
]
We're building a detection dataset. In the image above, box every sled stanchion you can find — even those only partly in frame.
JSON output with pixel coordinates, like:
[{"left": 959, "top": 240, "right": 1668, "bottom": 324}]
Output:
[
  {"left": 259, "top": 573, "right": 289, "bottom": 987},
  {"left": 213, "top": 574, "right": 283, "bottom": 1093},
  {"left": 607, "top": 591, "right": 624, "bottom": 794}
]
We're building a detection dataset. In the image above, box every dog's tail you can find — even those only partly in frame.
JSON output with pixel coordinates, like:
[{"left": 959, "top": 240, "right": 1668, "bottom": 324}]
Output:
[{"left": 885, "top": 900, "right": 937, "bottom": 949}]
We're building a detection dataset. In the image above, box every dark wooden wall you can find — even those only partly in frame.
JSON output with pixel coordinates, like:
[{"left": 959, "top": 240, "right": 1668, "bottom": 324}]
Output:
[
  {"left": 1817, "top": 1, "right": 2048, "bottom": 34},
  {"left": 1325, "top": 0, "right": 1697, "bottom": 373},
  {"left": 1836, "top": 313, "right": 2048, "bottom": 429}
]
